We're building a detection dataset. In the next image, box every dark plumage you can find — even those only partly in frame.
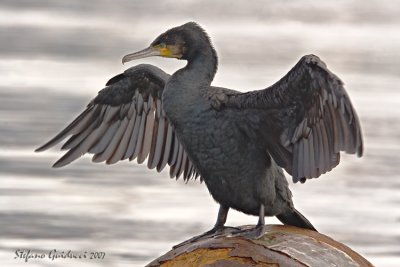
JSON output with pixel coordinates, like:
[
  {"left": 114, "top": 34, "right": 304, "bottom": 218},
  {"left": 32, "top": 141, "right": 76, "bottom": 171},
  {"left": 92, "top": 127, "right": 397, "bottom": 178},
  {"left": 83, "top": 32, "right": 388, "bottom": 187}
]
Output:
[{"left": 36, "top": 22, "right": 363, "bottom": 235}]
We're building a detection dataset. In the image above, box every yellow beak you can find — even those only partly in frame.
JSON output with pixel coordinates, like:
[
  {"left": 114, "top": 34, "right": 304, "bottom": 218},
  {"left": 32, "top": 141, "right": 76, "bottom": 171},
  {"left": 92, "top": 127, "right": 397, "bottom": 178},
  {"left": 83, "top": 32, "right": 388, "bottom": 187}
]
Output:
[
  {"left": 122, "top": 46, "right": 161, "bottom": 64},
  {"left": 122, "top": 44, "right": 180, "bottom": 64}
]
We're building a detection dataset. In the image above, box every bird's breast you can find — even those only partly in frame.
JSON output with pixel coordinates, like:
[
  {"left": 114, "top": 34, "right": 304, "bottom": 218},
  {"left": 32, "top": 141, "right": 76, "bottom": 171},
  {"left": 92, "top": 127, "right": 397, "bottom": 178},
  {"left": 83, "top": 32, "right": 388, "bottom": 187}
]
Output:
[{"left": 162, "top": 86, "right": 280, "bottom": 212}]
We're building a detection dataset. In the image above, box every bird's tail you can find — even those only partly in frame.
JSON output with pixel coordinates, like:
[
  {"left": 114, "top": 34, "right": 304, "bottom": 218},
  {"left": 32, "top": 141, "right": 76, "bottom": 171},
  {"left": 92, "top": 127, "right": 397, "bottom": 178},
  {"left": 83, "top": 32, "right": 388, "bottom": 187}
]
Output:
[{"left": 276, "top": 208, "right": 317, "bottom": 232}]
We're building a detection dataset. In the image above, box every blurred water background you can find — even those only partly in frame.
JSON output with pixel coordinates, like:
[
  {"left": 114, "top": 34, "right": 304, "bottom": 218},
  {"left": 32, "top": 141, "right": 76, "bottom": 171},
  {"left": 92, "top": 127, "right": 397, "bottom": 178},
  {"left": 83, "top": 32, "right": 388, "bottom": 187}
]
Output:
[{"left": 1, "top": 0, "right": 399, "bottom": 266}]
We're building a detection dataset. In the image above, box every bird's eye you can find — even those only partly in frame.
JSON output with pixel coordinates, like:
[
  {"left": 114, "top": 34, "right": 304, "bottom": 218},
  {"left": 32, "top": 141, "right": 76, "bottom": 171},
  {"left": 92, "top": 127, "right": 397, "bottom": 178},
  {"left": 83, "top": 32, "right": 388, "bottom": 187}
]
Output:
[{"left": 159, "top": 42, "right": 166, "bottom": 48}]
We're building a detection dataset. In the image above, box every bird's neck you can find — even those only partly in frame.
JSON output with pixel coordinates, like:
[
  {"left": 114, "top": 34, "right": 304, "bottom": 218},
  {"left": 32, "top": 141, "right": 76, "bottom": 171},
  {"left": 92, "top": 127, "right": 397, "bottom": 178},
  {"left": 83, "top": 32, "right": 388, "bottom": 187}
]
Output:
[
  {"left": 163, "top": 44, "right": 218, "bottom": 127},
  {"left": 182, "top": 45, "right": 218, "bottom": 86}
]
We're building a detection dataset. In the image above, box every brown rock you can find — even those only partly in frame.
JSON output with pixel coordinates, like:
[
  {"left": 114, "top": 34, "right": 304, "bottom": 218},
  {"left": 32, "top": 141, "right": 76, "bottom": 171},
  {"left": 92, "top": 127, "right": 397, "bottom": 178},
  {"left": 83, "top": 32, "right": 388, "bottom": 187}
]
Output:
[{"left": 146, "top": 225, "right": 374, "bottom": 267}]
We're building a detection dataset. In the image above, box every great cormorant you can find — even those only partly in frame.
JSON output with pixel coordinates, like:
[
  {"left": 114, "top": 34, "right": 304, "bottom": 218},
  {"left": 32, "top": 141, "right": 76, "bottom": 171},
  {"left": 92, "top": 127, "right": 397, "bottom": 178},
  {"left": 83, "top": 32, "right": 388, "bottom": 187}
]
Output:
[{"left": 36, "top": 22, "right": 363, "bottom": 237}]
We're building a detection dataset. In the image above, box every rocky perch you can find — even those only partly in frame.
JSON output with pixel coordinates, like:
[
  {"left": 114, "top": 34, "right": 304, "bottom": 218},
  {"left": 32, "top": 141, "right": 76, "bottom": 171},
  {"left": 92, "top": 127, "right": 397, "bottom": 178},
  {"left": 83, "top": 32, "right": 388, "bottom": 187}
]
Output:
[{"left": 146, "top": 225, "right": 374, "bottom": 267}]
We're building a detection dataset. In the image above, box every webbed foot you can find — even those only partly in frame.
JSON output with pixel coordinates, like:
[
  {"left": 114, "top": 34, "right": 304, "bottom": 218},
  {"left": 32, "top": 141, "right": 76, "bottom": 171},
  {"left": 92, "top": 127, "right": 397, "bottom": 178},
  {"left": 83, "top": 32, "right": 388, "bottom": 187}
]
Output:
[{"left": 173, "top": 226, "right": 236, "bottom": 249}]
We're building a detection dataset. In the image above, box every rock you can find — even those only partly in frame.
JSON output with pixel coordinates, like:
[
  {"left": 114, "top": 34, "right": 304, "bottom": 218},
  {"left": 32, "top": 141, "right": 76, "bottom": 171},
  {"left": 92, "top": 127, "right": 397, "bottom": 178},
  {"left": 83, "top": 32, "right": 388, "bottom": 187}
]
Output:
[{"left": 146, "top": 225, "right": 374, "bottom": 267}]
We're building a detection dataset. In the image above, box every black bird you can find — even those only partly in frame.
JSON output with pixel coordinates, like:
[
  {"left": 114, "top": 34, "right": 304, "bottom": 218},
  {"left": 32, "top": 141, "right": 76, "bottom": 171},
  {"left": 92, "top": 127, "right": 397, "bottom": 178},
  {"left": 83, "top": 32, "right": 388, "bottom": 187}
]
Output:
[{"left": 36, "top": 22, "right": 363, "bottom": 237}]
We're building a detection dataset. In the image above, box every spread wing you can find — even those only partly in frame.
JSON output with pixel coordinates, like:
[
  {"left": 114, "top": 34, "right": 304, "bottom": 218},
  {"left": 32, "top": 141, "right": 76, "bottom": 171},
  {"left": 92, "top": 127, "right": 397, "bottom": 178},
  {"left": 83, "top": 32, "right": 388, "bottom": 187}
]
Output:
[
  {"left": 36, "top": 64, "right": 199, "bottom": 181},
  {"left": 226, "top": 55, "right": 363, "bottom": 183}
]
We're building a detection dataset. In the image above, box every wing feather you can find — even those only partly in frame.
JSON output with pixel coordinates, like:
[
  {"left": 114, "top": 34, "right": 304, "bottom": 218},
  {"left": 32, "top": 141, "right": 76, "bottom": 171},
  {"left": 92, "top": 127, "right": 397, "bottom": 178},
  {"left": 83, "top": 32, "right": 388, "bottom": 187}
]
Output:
[
  {"left": 169, "top": 133, "right": 179, "bottom": 166},
  {"left": 138, "top": 99, "right": 156, "bottom": 164},
  {"left": 61, "top": 120, "right": 97, "bottom": 150},
  {"left": 148, "top": 116, "right": 165, "bottom": 169},
  {"left": 124, "top": 112, "right": 141, "bottom": 159},
  {"left": 103, "top": 118, "right": 130, "bottom": 164},
  {"left": 92, "top": 120, "right": 123, "bottom": 163},
  {"left": 177, "top": 151, "right": 187, "bottom": 179},
  {"left": 131, "top": 111, "right": 146, "bottom": 161},
  {"left": 108, "top": 115, "right": 136, "bottom": 164},
  {"left": 226, "top": 55, "right": 363, "bottom": 182},
  {"left": 307, "top": 131, "right": 316, "bottom": 178},
  {"left": 157, "top": 122, "right": 173, "bottom": 172},
  {"left": 147, "top": 115, "right": 159, "bottom": 169},
  {"left": 298, "top": 140, "right": 305, "bottom": 178},
  {"left": 35, "top": 106, "right": 97, "bottom": 152},
  {"left": 170, "top": 142, "right": 183, "bottom": 178},
  {"left": 36, "top": 64, "right": 199, "bottom": 181},
  {"left": 89, "top": 121, "right": 120, "bottom": 155}
]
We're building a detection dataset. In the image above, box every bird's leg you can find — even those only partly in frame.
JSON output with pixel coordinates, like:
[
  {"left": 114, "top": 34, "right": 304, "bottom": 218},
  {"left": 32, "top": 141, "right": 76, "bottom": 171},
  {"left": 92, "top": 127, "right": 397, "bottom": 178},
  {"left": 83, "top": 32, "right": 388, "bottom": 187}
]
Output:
[
  {"left": 254, "top": 203, "right": 266, "bottom": 237},
  {"left": 231, "top": 204, "right": 266, "bottom": 239},
  {"left": 172, "top": 205, "right": 230, "bottom": 249},
  {"left": 214, "top": 204, "right": 229, "bottom": 229},
  {"left": 243, "top": 203, "right": 266, "bottom": 238},
  {"left": 257, "top": 203, "right": 265, "bottom": 226}
]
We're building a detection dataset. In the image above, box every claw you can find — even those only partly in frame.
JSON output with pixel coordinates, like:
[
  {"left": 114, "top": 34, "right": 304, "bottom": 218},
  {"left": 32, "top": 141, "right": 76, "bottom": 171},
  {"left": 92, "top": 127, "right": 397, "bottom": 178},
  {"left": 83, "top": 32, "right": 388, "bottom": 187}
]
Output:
[
  {"left": 172, "top": 226, "right": 224, "bottom": 249},
  {"left": 173, "top": 205, "right": 232, "bottom": 249},
  {"left": 229, "top": 224, "right": 266, "bottom": 240}
]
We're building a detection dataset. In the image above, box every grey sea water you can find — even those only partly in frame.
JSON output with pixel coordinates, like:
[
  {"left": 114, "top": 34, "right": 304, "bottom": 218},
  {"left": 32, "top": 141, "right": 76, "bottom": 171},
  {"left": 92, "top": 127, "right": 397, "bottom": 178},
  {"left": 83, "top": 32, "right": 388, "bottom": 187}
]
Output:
[{"left": 1, "top": 1, "right": 399, "bottom": 266}]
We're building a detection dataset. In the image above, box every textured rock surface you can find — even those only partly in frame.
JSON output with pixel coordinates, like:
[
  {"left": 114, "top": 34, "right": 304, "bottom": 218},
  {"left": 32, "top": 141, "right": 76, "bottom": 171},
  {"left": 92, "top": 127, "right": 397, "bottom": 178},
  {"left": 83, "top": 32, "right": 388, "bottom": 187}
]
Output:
[{"left": 147, "top": 225, "right": 374, "bottom": 267}]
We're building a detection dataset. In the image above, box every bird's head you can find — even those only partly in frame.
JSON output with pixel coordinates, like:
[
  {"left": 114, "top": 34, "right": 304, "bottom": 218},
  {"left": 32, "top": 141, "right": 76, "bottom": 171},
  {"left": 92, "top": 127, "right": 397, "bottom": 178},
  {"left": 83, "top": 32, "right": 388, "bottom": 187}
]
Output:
[{"left": 122, "top": 22, "right": 213, "bottom": 64}]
